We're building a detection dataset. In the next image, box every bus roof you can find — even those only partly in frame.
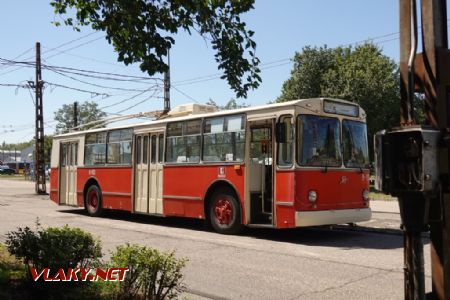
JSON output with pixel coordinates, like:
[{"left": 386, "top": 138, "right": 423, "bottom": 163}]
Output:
[{"left": 53, "top": 98, "right": 364, "bottom": 139}]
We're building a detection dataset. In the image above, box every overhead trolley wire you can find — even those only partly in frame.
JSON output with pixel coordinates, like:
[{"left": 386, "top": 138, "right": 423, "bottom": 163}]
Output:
[
  {"left": 45, "top": 66, "right": 160, "bottom": 92},
  {"left": 44, "top": 35, "right": 105, "bottom": 60},
  {"left": 0, "top": 31, "right": 102, "bottom": 76},
  {"left": 113, "top": 90, "right": 163, "bottom": 114},
  {"left": 100, "top": 86, "right": 162, "bottom": 110},
  {"left": 44, "top": 81, "right": 110, "bottom": 97}
]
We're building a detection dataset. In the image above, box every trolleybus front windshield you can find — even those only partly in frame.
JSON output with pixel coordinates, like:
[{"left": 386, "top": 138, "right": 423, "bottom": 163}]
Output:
[
  {"left": 342, "top": 120, "right": 369, "bottom": 169},
  {"left": 297, "top": 115, "right": 341, "bottom": 167}
]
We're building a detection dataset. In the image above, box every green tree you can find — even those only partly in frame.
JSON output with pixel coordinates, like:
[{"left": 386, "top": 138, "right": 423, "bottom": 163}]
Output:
[
  {"left": 50, "top": 0, "right": 261, "bottom": 98},
  {"left": 54, "top": 101, "right": 107, "bottom": 134},
  {"left": 277, "top": 46, "right": 335, "bottom": 103},
  {"left": 43, "top": 135, "right": 53, "bottom": 164},
  {"left": 206, "top": 98, "right": 248, "bottom": 110},
  {"left": 277, "top": 43, "right": 400, "bottom": 158}
]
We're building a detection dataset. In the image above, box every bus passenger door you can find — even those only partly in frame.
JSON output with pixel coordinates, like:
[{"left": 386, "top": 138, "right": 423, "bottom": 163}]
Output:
[
  {"left": 248, "top": 121, "right": 274, "bottom": 225},
  {"left": 134, "top": 135, "right": 149, "bottom": 213},
  {"left": 148, "top": 133, "right": 164, "bottom": 214},
  {"left": 60, "top": 142, "right": 78, "bottom": 206}
]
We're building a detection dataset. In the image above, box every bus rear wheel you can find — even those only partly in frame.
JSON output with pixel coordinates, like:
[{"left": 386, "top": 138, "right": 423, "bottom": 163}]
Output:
[
  {"left": 209, "top": 188, "right": 242, "bottom": 234},
  {"left": 85, "top": 185, "right": 104, "bottom": 217}
]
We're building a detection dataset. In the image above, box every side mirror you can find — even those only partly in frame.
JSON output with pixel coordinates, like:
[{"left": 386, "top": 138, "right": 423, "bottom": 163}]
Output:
[{"left": 275, "top": 123, "right": 287, "bottom": 143}]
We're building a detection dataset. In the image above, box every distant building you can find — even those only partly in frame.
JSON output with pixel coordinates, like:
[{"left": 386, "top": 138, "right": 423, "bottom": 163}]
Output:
[
  {"left": 20, "top": 146, "right": 34, "bottom": 163},
  {"left": 0, "top": 150, "right": 21, "bottom": 164}
]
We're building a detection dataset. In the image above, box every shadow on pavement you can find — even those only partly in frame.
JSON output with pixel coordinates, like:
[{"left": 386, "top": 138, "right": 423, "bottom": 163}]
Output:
[{"left": 57, "top": 208, "right": 428, "bottom": 251}]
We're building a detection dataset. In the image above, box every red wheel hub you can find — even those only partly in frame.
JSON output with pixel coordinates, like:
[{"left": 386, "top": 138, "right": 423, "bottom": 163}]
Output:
[
  {"left": 88, "top": 190, "right": 98, "bottom": 209},
  {"left": 214, "top": 198, "right": 233, "bottom": 225}
]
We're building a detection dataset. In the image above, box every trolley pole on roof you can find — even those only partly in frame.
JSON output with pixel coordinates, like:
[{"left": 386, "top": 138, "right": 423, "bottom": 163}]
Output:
[
  {"left": 34, "top": 42, "right": 47, "bottom": 195},
  {"left": 397, "top": 0, "right": 450, "bottom": 298}
]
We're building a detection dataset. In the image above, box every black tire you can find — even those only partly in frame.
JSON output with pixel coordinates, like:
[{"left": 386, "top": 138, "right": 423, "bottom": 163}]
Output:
[
  {"left": 85, "top": 185, "right": 104, "bottom": 217},
  {"left": 208, "top": 187, "right": 242, "bottom": 235}
]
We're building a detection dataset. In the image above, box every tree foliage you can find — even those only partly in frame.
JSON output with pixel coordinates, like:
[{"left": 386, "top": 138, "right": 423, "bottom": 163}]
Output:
[
  {"left": 54, "top": 101, "right": 107, "bottom": 134},
  {"left": 6, "top": 222, "right": 102, "bottom": 282},
  {"left": 1, "top": 135, "right": 53, "bottom": 164},
  {"left": 110, "top": 244, "right": 187, "bottom": 300},
  {"left": 206, "top": 98, "right": 249, "bottom": 110},
  {"left": 277, "top": 44, "right": 400, "bottom": 157},
  {"left": 50, "top": 0, "right": 261, "bottom": 98}
]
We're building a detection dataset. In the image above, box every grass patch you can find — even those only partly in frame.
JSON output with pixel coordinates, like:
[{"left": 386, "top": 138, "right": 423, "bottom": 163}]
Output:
[
  {"left": 0, "top": 243, "right": 26, "bottom": 283},
  {"left": 369, "top": 185, "right": 397, "bottom": 201},
  {"left": 0, "top": 243, "right": 27, "bottom": 299},
  {"left": 369, "top": 191, "right": 397, "bottom": 201},
  {"left": 0, "top": 174, "right": 26, "bottom": 180}
]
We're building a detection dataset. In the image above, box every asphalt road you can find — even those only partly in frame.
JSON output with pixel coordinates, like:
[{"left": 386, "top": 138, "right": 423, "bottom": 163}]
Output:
[{"left": 0, "top": 179, "right": 432, "bottom": 299}]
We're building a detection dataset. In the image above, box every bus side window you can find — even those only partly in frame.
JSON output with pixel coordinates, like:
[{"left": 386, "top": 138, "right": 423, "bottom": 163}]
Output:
[
  {"left": 151, "top": 135, "right": 157, "bottom": 163},
  {"left": 158, "top": 134, "right": 164, "bottom": 163},
  {"left": 277, "top": 116, "right": 293, "bottom": 167},
  {"left": 72, "top": 143, "right": 78, "bottom": 166},
  {"left": 61, "top": 144, "right": 67, "bottom": 167},
  {"left": 143, "top": 135, "right": 148, "bottom": 164},
  {"left": 137, "top": 136, "right": 142, "bottom": 164},
  {"left": 166, "top": 120, "right": 201, "bottom": 163},
  {"left": 203, "top": 115, "right": 245, "bottom": 162}
]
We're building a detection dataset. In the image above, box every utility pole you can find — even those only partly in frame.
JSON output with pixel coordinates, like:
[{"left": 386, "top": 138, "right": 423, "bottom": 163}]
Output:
[
  {"left": 163, "top": 51, "right": 171, "bottom": 114},
  {"left": 73, "top": 101, "right": 78, "bottom": 130},
  {"left": 34, "top": 42, "right": 46, "bottom": 195},
  {"left": 398, "top": 0, "right": 450, "bottom": 299}
]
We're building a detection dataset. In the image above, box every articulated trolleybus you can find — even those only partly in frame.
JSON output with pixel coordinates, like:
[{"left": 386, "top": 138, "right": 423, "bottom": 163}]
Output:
[{"left": 50, "top": 98, "right": 371, "bottom": 234}]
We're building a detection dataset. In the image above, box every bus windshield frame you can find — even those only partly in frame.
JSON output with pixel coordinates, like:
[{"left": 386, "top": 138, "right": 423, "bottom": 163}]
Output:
[
  {"left": 342, "top": 119, "right": 370, "bottom": 169},
  {"left": 297, "top": 115, "right": 342, "bottom": 167}
]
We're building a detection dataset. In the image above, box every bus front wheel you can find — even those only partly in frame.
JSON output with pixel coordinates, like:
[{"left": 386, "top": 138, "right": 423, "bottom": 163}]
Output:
[
  {"left": 85, "top": 185, "right": 104, "bottom": 217},
  {"left": 209, "top": 188, "right": 242, "bottom": 234}
]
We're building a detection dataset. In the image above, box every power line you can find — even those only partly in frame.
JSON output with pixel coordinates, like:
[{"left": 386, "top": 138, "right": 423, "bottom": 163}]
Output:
[
  {"left": 42, "top": 45, "right": 127, "bottom": 68},
  {"left": 172, "top": 85, "right": 199, "bottom": 103},
  {"left": 172, "top": 24, "right": 450, "bottom": 87},
  {"left": 43, "top": 63, "right": 163, "bottom": 81},
  {"left": 44, "top": 66, "right": 161, "bottom": 83},
  {"left": 44, "top": 81, "right": 110, "bottom": 97},
  {"left": 45, "top": 36, "right": 105, "bottom": 60},
  {"left": 0, "top": 57, "right": 163, "bottom": 83},
  {"left": 113, "top": 90, "right": 162, "bottom": 114},
  {"left": 101, "top": 87, "right": 162, "bottom": 110},
  {"left": 45, "top": 66, "right": 159, "bottom": 92},
  {"left": 0, "top": 83, "right": 29, "bottom": 88},
  {"left": 0, "top": 32, "right": 102, "bottom": 76},
  {"left": 43, "top": 31, "right": 99, "bottom": 56},
  {"left": 0, "top": 47, "right": 34, "bottom": 70}
]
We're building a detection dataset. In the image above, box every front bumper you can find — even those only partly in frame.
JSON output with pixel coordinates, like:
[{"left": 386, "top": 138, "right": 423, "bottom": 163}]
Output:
[{"left": 295, "top": 208, "right": 372, "bottom": 227}]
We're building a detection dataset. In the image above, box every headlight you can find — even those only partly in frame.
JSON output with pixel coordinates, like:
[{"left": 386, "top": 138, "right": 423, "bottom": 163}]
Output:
[
  {"left": 308, "top": 190, "right": 317, "bottom": 203},
  {"left": 362, "top": 189, "right": 370, "bottom": 201}
]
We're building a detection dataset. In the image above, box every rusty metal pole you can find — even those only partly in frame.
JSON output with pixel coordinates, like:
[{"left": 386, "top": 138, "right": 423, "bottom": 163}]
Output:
[
  {"left": 418, "top": 1, "right": 450, "bottom": 299},
  {"left": 163, "top": 51, "right": 170, "bottom": 114},
  {"left": 73, "top": 101, "right": 78, "bottom": 130},
  {"left": 399, "top": 1, "right": 426, "bottom": 298},
  {"left": 34, "top": 42, "right": 46, "bottom": 195},
  {"left": 400, "top": 0, "right": 413, "bottom": 126}
]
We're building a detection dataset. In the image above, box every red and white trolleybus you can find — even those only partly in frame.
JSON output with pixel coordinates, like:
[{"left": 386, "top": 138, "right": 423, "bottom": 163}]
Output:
[{"left": 50, "top": 98, "right": 371, "bottom": 234}]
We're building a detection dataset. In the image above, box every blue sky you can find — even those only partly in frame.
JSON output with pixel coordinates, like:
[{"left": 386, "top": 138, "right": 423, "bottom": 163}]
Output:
[{"left": 0, "top": 1, "right": 447, "bottom": 143}]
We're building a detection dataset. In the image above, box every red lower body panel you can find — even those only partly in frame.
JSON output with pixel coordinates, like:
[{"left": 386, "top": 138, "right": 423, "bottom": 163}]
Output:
[
  {"left": 76, "top": 167, "right": 133, "bottom": 211},
  {"left": 163, "top": 165, "right": 245, "bottom": 221},
  {"left": 295, "top": 169, "right": 370, "bottom": 211}
]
